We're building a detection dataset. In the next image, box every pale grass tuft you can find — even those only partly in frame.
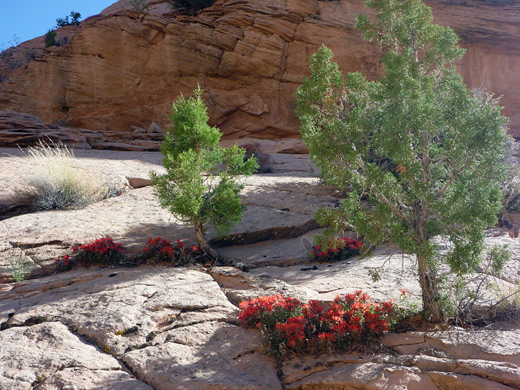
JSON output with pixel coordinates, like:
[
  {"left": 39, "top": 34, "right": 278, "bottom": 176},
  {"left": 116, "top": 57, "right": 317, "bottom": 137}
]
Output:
[{"left": 23, "top": 140, "right": 126, "bottom": 210}]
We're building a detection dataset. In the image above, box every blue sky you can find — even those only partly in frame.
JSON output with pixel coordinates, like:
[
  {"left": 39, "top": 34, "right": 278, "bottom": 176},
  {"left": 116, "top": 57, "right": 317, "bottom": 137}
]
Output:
[{"left": 0, "top": 0, "right": 116, "bottom": 49}]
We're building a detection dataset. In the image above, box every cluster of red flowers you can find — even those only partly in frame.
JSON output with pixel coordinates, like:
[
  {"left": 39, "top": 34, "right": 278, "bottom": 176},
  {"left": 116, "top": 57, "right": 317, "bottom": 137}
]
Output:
[
  {"left": 312, "top": 237, "right": 363, "bottom": 261},
  {"left": 142, "top": 236, "right": 200, "bottom": 265},
  {"left": 54, "top": 236, "right": 124, "bottom": 269},
  {"left": 239, "top": 290, "right": 394, "bottom": 358},
  {"left": 53, "top": 235, "right": 204, "bottom": 272},
  {"left": 54, "top": 254, "right": 72, "bottom": 270},
  {"left": 72, "top": 236, "right": 124, "bottom": 265}
]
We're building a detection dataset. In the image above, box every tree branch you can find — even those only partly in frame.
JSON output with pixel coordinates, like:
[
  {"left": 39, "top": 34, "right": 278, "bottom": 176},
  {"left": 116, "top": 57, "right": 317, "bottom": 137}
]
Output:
[
  {"left": 375, "top": 191, "right": 413, "bottom": 225},
  {"left": 435, "top": 150, "right": 479, "bottom": 200}
]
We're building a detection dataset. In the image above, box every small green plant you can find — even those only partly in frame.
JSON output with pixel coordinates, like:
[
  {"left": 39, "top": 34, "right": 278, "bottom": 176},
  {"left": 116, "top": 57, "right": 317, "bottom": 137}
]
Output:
[
  {"left": 44, "top": 30, "right": 56, "bottom": 48},
  {"left": 392, "top": 289, "right": 422, "bottom": 323},
  {"left": 56, "top": 11, "right": 81, "bottom": 28},
  {"left": 151, "top": 86, "right": 258, "bottom": 259},
  {"left": 242, "top": 142, "right": 272, "bottom": 173},
  {"left": 8, "top": 249, "right": 27, "bottom": 282},
  {"left": 170, "top": 0, "right": 216, "bottom": 15},
  {"left": 23, "top": 140, "right": 126, "bottom": 210}
]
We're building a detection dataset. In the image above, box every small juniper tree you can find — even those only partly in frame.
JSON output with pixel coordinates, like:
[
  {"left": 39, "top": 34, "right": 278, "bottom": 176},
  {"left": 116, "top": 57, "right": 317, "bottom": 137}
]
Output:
[
  {"left": 44, "top": 30, "right": 57, "bottom": 48},
  {"left": 56, "top": 11, "right": 81, "bottom": 28},
  {"left": 151, "top": 87, "right": 258, "bottom": 259},
  {"left": 295, "top": 0, "right": 509, "bottom": 322}
]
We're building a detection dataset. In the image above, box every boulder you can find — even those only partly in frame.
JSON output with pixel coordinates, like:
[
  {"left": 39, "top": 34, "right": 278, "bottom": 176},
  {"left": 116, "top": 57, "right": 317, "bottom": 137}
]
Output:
[{"left": 147, "top": 122, "right": 163, "bottom": 133}]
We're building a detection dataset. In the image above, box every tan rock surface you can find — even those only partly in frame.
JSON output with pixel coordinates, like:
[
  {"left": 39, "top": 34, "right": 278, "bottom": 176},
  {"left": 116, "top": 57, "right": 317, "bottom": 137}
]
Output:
[
  {"left": 0, "top": 322, "right": 152, "bottom": 390},
  {"left": 0, "top": 111, "right": 164, "bottom": 151},
  {"left": 2, "top": 148, "right": 520, "bottom": 389},
  {"left": 0, "top": 267, "right": 281, "bottom": 390},
  {"left": 123, "top": 322, "right": 283, "bottom": 390},
  {"left": 281, "top": 322, "right": 520, "bottom": 389},
  {"left": 0, "top": 147, "right": 333, "bottom": 282},
  {"left": 0, "top": 0, "right": 518, "bottom": 139}
]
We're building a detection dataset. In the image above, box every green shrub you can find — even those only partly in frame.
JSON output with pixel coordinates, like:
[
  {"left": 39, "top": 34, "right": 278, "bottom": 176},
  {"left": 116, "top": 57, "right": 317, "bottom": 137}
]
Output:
[
  {"left": 130, "top": 0, "right": 150, "bottom": 11},
  {"left": 44, "top": 30, "right": 56, "bottom": 48},
  {"left": 56, "top": 11, "right": 81, "bottom": 28},
  {"left": 151, "top": 86, "right": 258, "bottom": 259},
  {"left": 242, "top": 142, "right": 272, "bottom": 173}
]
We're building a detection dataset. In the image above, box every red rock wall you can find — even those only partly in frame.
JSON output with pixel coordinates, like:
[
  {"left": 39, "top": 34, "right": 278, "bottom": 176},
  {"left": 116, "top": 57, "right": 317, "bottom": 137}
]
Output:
[{"left": 0, "top": 0, "right": 518, "bottom": 139}]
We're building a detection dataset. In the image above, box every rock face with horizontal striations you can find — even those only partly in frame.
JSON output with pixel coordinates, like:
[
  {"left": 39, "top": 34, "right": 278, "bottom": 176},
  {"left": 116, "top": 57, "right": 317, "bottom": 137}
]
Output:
[{"left": 0, "top": 0, "right": 518, "bottom": 139}]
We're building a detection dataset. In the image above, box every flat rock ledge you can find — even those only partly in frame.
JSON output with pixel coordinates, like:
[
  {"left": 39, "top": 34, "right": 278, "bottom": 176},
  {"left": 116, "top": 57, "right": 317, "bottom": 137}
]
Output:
[
  {"left": 2, "top": 148, "right": 520, "bottom": 389},
  {"left": 1, "top": 265, "right": 519, "bottom": 390},
  {"left": 0, "top": 266, "right": 282, "bottom": 390}
]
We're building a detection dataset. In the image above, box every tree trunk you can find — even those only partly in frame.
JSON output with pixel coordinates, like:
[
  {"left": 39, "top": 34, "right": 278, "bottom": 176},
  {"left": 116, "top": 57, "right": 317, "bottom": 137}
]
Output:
[
  {"left": 194, "top": 221, "right": 218, "bottom": 260},
  {"left": 417, "top": 254, "right": 444, "bottom": 322}
]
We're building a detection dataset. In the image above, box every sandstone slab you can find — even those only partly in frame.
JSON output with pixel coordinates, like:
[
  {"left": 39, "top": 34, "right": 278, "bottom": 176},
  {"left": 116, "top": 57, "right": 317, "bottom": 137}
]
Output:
[
  {"left": 2, "top": 267, "right": 236, "bottom": 358},
  {"left": 281, "top": 322, "right": 520, "bottom": 389},
  {"left": 123, "top": 321, "right": 282, "bottom": 390},
  {"left": 0, "top": 322, "right": 152, "bottom": 390}
]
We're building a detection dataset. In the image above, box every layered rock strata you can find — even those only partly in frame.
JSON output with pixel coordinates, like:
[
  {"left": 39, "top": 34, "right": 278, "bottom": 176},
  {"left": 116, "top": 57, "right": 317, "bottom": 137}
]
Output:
[{"left": 0, "top": 0, "right": 518, "bottom": 139}]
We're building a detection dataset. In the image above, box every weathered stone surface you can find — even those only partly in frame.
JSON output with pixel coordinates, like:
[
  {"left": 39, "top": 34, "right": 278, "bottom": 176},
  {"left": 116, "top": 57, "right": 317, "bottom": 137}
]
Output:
[
  {"left": 0, "top": 266, "right": 281, "bottom": 390},
  {"left": 35, "top": 368, "right": 153, "bottom": 390},
  {"left": 280, "top": 322, "right": 520, "bottom": 389},
  {"left": 248, "top": 247, "right": 423, "bottom": 302},
  {"left": 216, "top": 229, "right": 321, "bottom": 267},
  {"left": 2, "top": 147, "right": 520, "bottom": 389},
  {"left": 2, "top": 267, "right": 236, "bottom": 358},
  {"left": 0, "top": 147, "right": 332, "bottom": 282},
  {"left": 0, "top": 111, "right": 164, "bottom": 151},
  {"left": 209, "top": 266, "right": 316, "bottom": 305},
  {"left": 123, "top": 321, "right": 282, "bottom": 390},
  {"left": 0, "top": 322, "right": 152, "bottom": 390},
  {"left": 285, "top": 361, "right": 437, "bottom": 390},
  {"left": 0, "top": 0, "right": 518, "bottom": 139}
]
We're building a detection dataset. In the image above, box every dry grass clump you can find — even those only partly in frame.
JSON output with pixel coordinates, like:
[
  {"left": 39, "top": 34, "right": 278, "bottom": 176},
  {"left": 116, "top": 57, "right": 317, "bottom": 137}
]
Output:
[{"left": 23, "top": 140, "right": 126, "bottom": 210}]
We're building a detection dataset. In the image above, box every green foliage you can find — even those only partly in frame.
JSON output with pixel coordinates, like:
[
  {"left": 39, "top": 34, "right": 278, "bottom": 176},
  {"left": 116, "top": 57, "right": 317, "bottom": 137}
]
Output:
[
  {"left": 295, "top": 0, "right": 509, "bottom": 322},
  {"left": 56, "top": 11, "right": 81, "bottom": 28},
  {"left": 170, "top": 0, "right": 216, "bottom": 15},
  {"left": 151, "top": 87, "right": 258, "bottom": 255},
  {"left": 44, "top": 30, "right": 56, "bottom": 48},
  {"left": 8, "top": 249, "right": 27, "bottom": 282}
]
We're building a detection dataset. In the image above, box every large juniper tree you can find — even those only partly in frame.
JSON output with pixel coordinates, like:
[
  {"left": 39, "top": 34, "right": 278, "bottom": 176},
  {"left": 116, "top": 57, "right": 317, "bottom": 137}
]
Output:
[
  {"left": 152, "top": 87, "right": 257, "bottom": 259},
  {"left": 295, "top": 0, "right": 509, "bottom": 322}
]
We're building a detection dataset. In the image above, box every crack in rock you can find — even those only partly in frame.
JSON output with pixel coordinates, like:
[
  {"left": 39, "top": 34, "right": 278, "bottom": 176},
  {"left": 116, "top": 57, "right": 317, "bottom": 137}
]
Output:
[{"left": 210, "top": 219, "right": 319, "bottom": 247}]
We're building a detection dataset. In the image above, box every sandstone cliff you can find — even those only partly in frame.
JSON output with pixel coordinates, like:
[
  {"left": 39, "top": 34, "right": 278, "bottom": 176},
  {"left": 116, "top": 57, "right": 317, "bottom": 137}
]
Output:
[{"left": 0, "top": 0, "right": 518, "bottom": 139}]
